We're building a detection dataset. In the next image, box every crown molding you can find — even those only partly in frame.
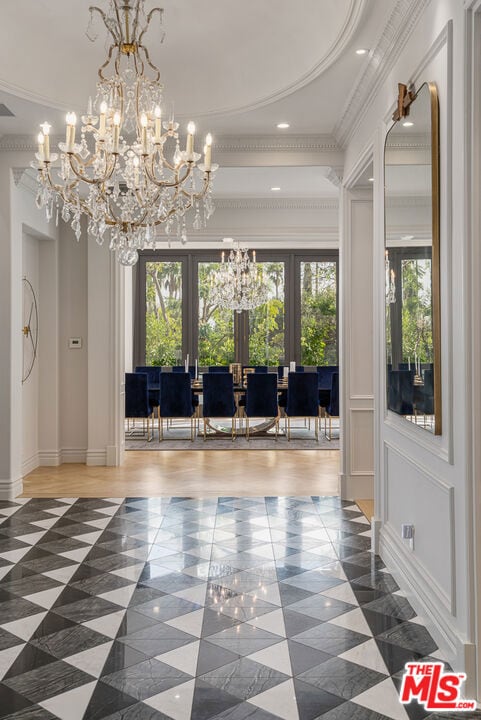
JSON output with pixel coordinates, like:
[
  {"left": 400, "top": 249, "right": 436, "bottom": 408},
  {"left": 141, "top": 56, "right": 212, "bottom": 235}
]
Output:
[
  {"left": 334, "top": 0, "right": 431, "bottom": 148},
  {"left": 161, "top": 227, "right": 339, "bottom": 245},
  {"left": 214, "top": 197, "right": 338, "bottom": 210},
  {"left": 12, "top": 167, "right": 37, "bottom": 196},
  {"left": 215, "top": 134, "right": 341, "bottom": 153}
]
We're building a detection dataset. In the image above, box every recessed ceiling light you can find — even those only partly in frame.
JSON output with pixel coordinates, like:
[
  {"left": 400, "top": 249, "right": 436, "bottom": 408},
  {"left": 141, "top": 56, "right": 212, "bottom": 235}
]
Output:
[
  {"left": 368, "top": 177, "right": 374, "bottom": 182},
  {"left": 222, "top": 237, "right": 234, "bottom": 243},
  {"left": 402, "top": 120, "right": 414, "bottom": 127},
  {"left": 271, "top": 187, "right": 281, "bottom": 191},
  {"left": 356, "top": 48, "right": 369, "bottom": 55},
  {"left": 401, "top": 234, "right": 415, "bottom": 241},
  {"left": 277, "top": 122, "right": 290, "bottom": 129}
]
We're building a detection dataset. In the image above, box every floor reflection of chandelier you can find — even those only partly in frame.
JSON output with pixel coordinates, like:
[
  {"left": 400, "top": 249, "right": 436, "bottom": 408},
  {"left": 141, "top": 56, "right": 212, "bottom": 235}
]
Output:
[
  {"left": 210, "top": 242, "right": 268, "bottom": 313},
  {"left": 32, "top": 0, "right": 218, "bottom": 266}
]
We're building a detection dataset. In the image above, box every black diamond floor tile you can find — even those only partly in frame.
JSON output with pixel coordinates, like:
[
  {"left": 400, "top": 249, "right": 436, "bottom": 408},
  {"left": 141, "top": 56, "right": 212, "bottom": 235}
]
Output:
[{"left": 0, "top": 497, "right": 449, "bottom": 720}]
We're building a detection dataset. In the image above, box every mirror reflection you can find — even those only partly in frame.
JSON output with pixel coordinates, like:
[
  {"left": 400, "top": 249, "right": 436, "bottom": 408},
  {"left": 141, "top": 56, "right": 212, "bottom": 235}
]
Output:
[{"left": 384, "top": 82, "right": 441, "bottom": 434}]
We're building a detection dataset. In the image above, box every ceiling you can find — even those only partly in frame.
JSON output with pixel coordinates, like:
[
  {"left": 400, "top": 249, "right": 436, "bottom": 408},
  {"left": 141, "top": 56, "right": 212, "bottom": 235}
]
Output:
[{"left": 0, "top": 0, "right": 398, "bottom": 202}]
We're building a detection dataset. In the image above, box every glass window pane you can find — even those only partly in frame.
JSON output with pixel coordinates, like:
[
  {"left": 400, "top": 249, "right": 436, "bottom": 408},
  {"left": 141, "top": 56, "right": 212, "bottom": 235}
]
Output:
[
  {"left": 401, "top": 257, "right": 432, "bottom": 366},
  {"left": 145, "top": 261, "right": 183, "bottom": 365},
  {"left": 300, "top": 261, "right": 337, "bottom": 365},
  {"left": 198, "top": 262, "right": 235, "bottom": 365},
  {"left": 248, "top": 262, "right": 285, "bottom": 365}
]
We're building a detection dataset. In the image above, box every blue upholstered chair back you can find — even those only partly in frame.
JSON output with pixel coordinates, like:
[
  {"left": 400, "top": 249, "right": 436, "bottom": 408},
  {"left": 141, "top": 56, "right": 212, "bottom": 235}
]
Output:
[
  {"left": 317, "top": 365, "right": 339, "bottom": 389},
  {"left": 327, "top": 372, "right": 339, "bottom": 416},
  {"left": 388, "top": 370, "right": 414, "bottom": 414},
  {"left": 159, "top": 372, "right": 194, "bottom": 418},
  {"left": 208, "top": 366, "right": 231, "bottom": 373},
  {"left": 202, "top": 373, "right": 236, "bottom": 417},
  {"left": 134, "top": 366, "right": 160, "bottom": 387},
  {"left": 125, "top": 373, "right": 152, "bottom": 418},
  {"left": 172, "top": 365, "right": 196, "bottom": 379},
  {"left": 285, "top": 372, "right": 319, "bottom": 417},
  {"left": 416, "top": 369, "right": 434, "bottom": 414},
  {"left": 253, "top": 366, "right": 268, "bottom": 373},
  {"left": 245, "top": 373, "right": 278, "bottom": 418}
]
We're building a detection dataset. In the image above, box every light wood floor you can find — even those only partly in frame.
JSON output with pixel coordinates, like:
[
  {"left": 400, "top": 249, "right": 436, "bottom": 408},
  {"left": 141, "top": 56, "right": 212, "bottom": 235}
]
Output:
[
  {"left": 356, "top": 499, "right": 374, "bottom": 520},
  {"left": 23, "top": 450, "right": 340, "bottom": 498}
]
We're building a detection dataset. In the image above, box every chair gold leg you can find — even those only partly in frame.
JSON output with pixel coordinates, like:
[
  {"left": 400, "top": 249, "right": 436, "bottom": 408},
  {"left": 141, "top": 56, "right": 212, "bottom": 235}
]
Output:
[
  {"left": 204, "top": 417, "right": 207, "bottom": 441},
  {"left": 288, "top": 417, "right": 291, "bottom": 441},
  {"left": 191, "top": 417, "right": 194, "bottom": 442},
  {"left": 246, "top": 417, "right": 249, "bottom": 441},
  {"left": 315, "top": 416, "right": 319, "bottom": 442}
]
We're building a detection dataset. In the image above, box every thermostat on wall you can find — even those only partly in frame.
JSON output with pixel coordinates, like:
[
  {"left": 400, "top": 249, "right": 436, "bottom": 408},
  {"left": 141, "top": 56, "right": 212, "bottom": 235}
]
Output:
[{"left": 69, "top": 337, "right": 82, "bottom": 349}]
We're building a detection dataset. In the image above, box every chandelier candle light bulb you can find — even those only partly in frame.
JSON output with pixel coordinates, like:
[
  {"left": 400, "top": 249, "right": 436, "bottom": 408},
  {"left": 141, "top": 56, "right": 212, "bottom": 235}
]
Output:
[
  {"left": 112, "top": 112, "right": 121, "bottom": 153},
  {"left": 186, "top": 122, "right": 195, "bottom": 159},
  {"left": 140, "top": 113, "right": 149, "bottom": 154},
  {"left": 65, "top": 113, "right": 77, "bottom": 153},
  {"left": 99, "top": 101, "right": 107, "bottom": 139},
  {"left": 154, "top": 106, "right": 162, "bottom": 144},
  {"left": 37, "top": 133, "right": 45, "bottom": 161},
  {"left": 204, "top": 133, "right": 212, "bottom": 171},
  {"left": 40, "top": 122, "right": 51, "bottom": 161}
]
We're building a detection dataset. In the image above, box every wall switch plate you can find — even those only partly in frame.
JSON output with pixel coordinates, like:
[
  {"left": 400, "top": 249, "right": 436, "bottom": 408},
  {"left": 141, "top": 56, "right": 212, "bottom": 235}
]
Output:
[
  {"left": 69, "top": 337, "right": 82, "bottom": 349},
  {"left": 401, "top": 523, "right": 414, "bottom": 550}
]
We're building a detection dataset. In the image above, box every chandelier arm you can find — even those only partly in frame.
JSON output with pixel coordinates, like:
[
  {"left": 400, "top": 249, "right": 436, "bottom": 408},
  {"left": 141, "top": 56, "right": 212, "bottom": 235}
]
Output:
[
  {"left": 138, "top": 44, "right": 161, "bottom": 82},
  {"left": 143, "top": 158, "right": 193, "bottom": 189},
  {"left": 137, "top": 8, "right": 163, "bottom": 48},
  {"left": 68, "top": 153, "right": 118, "bottom": 186},
  {"left": 179, "top": 175, "right": 211, "bottom": 201},
  {"left": 98, "top": 44, "right": 117, "bottom": 82},
  {"left": 89, "top": 6, "right": 121, "bottom": 46},
  {"left": 112, "top": 1, "right": 124, "bottom": 41}
]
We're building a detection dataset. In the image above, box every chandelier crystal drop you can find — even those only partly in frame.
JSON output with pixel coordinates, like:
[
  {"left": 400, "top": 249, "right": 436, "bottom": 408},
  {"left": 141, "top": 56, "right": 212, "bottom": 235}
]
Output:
[
  {"left": 210, "top": 243, "right": 269, "bottom": 313},
  {"left": 32, "top": 0, "right": 218, "bottom": 266}
]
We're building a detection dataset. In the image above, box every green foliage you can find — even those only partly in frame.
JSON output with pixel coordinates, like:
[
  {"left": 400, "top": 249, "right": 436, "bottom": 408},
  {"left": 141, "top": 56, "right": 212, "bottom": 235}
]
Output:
[
  {"left": 300, "top": 262, "right": 337, "bottom": 365},
  {"left": 198, "top": 263, "right": 235, "bottom": 365},
  {"left": 145, "top": 262, "right": 182, "bottom": 365},
  {"left": 401, "top": 258, "right": 433, "bottom": 362}
]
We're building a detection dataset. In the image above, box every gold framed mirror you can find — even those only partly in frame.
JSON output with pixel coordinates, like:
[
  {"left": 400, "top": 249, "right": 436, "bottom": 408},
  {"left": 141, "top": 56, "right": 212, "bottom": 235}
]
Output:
[{"left": 384, "top": 82, "right": 441, "bottom": 435}]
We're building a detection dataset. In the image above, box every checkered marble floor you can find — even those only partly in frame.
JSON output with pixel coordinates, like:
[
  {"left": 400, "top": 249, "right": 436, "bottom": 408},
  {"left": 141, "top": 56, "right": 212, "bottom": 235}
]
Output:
[{"left": 0, "top": 496, "right": 471, "bottom": 720}]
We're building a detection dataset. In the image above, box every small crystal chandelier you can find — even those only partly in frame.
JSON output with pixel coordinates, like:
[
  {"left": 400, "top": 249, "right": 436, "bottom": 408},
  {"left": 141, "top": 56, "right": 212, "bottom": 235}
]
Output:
[
  {"left": 385, "top": 250, "right": 396, "bottom": 304},
  {"left": 210, "top": 241, "right": 269, "bottom": 313},
  {"left": 32, "top": 0, "right": 218, "bottom": 266}
]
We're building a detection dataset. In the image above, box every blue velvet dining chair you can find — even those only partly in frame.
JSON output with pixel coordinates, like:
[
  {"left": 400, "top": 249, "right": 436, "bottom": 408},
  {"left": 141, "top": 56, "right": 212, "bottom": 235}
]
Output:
[
  {"left": 285, "top": 372, "right": 320, "bottom": 441},
  {"left": 208, "top": 366, "right": 231, "bottom": 373},
  {"left": 324, "top": 372, "right": 339, "bottom": 441},
  {"left": 244, "top": 373, "right": 279, "bottom": 440},
  {"left": 125, "top": 373, "right": 155, "bottom": 441},
  {"left": 388, "top": 369, "right": 414, "bottom": 417},
  {"left": 414, "top": 368, "right": 434, "bottom": 426},
  {"left": 134, "top": 365, "right": 161, "bottom": 414},
  {"left": 172, "top": 365, "right": 196, "bottom": 379},
  {"left": 159, "top": 372, "right": 196, "bottom": 441},
  {"left": 202, "top": 372, "right": 237, "bottom": 440}
]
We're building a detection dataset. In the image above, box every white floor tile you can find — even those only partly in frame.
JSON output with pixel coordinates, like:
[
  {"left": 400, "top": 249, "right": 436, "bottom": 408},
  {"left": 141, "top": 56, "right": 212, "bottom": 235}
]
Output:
[
  {"left": 65, "top": 641, "right": 114, "bottom": 677},
  {"left": 246, "top": 609, "right": 286, "bottom": 637},
  {"left": 0, "top": 643, "right": 25, "bottom": 680},
  {"left": 155, "top": 641, "right": 200, "bottom": 676},
  {"left": 24, "top": 585, "right": 66, "bottom": 609},
  {"left": 110, "top": 563, "right": 145, "bottom": 583},
  {"left": 43, "top": 564, "right": 79, "bottom": 584},
  {"left": 40, "top": 681, "right": 97, "bottom": 720},
  {"left": 14, "top": 531, "right": 47, "bottom": 545},
  {"left": 320, "top": 582, "right": 359, "bottom": 606},
  {"left": 98, "top": 584, "right": 137, "bottom": 608},
  {"left": 1, "top": 611, "right": 47, "bottom": 641},
  {"left": 83, "top": 609, "right": 126, "bottom": 639},
  {"left": 165, "top": 609, "right": 205, "bottom": 638},
  {"left": 339, "top": 638, "right": 389, "bottom": 675},
  {"left": 328, "top": 607, "right": 373, "bottom": 636},
  {"left": 353, "top": 677, "right": 409, "bottom": 720},
  {"left": 248, "top": 678, "right": 299, "bottom": 720},
  {"left": 72, "top": 531, "right": 104, "bottom": 545},
  {"left": 247, "top": 639, "right": 292, "bottom": 675},
  {"left": 173, "top": 583, "right": 208, "bottom": 605},
  {"left": 59, "top": 547, "right": 92, "bottom": 563},
  {"left": 0, "top": 547, "right": 31, "bottom": 563},
  {"left": 144, "top": 678, "right": 195, "bottom": 720}
]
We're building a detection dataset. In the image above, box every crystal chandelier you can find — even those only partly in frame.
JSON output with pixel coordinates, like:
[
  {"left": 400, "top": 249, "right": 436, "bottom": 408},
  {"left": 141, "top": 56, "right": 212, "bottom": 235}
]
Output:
[
  {"left": 385, "top": 250, "right": 396, "bottom": 304},
  {"left": 210, "top": 242, "right": 269, "bottom": 313},
  {"left": 32, "top": 0, "right": 218, "bottom": 266}
]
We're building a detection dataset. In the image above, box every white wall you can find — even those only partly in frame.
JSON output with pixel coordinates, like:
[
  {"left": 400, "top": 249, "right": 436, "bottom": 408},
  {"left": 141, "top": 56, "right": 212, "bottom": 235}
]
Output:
[{"left": 344, "top": 0, "right": 477, "bottom": 693}]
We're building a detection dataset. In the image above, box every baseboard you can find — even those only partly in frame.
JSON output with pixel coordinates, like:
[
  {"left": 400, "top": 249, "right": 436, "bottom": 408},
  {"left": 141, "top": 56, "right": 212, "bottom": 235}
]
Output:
[
  {"left": 380, "top": 523, "right": 476, "bottom": 689},
  {"left": 0, "top": 476, "right": 23, "bottom": 499},
  {"left": 22, "top": 452, "right": 39, "bottom": 476},
  {"left": 339, "top": 472, "right": 373, "bottom": 500},
  {"left": 60, "top": 449, "right": 87, "bottom": 464},
  {"left": 106, "top": 445, "right": 121, "bottom": 466},
  {"left": 86, "top": 449, "right": 107, "bottom": 466},
  {"left": 38, "top": 450, "right": 61, "bottom": 467}
]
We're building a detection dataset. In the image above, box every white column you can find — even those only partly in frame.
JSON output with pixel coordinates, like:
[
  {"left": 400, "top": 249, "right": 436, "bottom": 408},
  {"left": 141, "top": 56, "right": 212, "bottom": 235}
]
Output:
[{"left": 339, "top": 186, "right": 374, "bottom": 500}]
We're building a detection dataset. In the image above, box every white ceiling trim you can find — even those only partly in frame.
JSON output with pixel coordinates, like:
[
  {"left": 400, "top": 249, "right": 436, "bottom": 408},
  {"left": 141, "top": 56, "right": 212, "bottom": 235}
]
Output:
[
  {"left": 333, "top": 0, "right": 430, "bottom": 147},
  {"left": 215, "top": 135, "right": 341, "bottom": 152},
  {"left": 215, "top": 198, "right": 338, "bottom": 210}
]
